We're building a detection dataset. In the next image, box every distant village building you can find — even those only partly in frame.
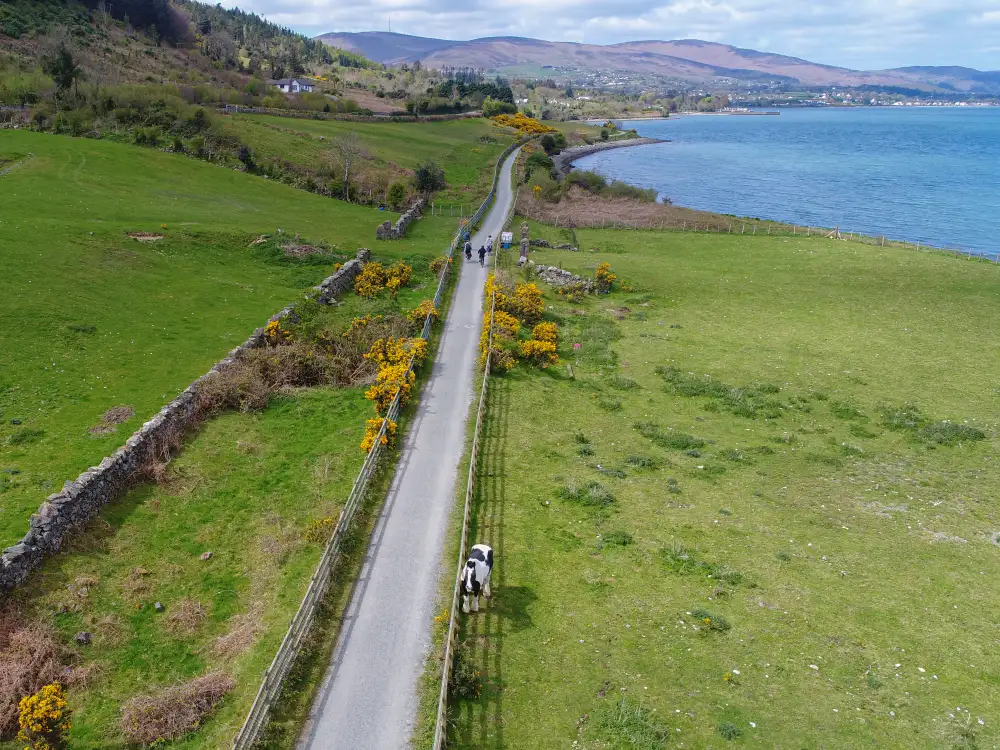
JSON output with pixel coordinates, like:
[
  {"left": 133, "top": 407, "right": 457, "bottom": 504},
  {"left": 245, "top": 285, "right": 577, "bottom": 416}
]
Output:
[{"left": 271, "top": 78, "right": 315, "bottom": 94}]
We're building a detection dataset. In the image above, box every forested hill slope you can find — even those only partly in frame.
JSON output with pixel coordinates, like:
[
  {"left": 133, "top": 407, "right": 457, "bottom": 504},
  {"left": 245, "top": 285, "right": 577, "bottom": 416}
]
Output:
[{"left": 0, "top": 0, "right": 372, "bottom": 83}]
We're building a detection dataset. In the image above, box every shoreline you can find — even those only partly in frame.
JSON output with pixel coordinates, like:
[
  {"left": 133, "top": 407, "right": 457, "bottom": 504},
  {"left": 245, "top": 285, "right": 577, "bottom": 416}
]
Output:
[{"left": 553, "top": 136, "right": 665, "bottom": 177}]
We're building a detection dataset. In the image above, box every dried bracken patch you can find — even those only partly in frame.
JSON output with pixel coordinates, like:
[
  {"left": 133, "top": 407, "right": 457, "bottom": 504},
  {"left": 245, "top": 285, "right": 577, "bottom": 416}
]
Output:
[
  {"left": 102, "top": 405, "right": 135, "bottom": 424},
  {"left": 120, "top": 672, "right": 235, "bottom": 745},
  {"left": 165, "top": 599, "right": 207, "bottom": 636},
  {"left": 89, "top": 404, "right": 136, "bottom": 436},
  {"left": 0, "top": 610, "right": 70, "bottom": 736},
  {"left": 212, "top": 602, "right": 265, "bottom": 659}
]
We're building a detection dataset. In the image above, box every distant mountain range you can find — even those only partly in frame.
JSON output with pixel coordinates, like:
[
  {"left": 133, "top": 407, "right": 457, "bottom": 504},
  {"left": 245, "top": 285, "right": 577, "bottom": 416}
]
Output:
[{"left": 315, "top": 32, "right": 1000, "bottom": 94}]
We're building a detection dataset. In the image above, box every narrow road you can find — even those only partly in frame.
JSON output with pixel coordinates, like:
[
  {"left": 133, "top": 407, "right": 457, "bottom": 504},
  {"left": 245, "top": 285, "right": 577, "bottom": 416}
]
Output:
[{"left": 300, "top": 149, "right": 520, "bottom": 750}]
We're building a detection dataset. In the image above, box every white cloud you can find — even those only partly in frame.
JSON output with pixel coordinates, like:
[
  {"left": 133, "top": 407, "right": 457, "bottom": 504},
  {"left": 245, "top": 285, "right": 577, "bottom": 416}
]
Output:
[{"left": 219, "top": 0, "right": 1000, "bottom": 70}]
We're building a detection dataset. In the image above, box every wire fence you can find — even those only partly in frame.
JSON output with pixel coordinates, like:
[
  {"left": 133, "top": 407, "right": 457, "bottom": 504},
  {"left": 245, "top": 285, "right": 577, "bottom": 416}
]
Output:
[
  {"left": 431, "top": 237, "right": 496, "bottom": 750},
  {"left": 231, "top": 138, "right": 525, "bottom": 750},
  {"left": 571, "top": 216, "right": 1000, "bottom": 263},
  {"left": 430, "top": 152, "right": 522, "bottom": 750}
]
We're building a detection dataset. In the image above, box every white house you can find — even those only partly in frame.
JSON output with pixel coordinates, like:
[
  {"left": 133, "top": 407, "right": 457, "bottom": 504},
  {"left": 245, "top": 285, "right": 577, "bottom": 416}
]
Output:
[{"left": 272, "top": 78, "right": 315, "bottom": 94}]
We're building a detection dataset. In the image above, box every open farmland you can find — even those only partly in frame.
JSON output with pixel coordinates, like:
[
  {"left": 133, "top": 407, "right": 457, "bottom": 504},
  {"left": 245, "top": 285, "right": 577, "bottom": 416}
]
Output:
[
  {"left": 0, "top": 130, "right": 457, "bottom": 550},
  {"left": 221, "top": 115, "right": 513, "bottom": 205},
  {"left": 0, "top": 125, "right": 468, "bottom": 747},
  {"left": 448, "top": 225, "right": 1000, "bottom": 748}
]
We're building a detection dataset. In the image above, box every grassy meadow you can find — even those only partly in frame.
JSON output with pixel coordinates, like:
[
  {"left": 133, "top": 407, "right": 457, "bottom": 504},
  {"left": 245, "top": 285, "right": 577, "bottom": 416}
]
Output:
[
  {"left": 222, "top": 115, "right": 513, "bottom": 205},
  {"left": 448, "top": 225, "right": 1000, "bottom": 748},
  {"left": 0, "top": 125, "right": 467, "bottom": 746},
  {"left": 0, "top": 130, "right": 457, "bottom": 550}
]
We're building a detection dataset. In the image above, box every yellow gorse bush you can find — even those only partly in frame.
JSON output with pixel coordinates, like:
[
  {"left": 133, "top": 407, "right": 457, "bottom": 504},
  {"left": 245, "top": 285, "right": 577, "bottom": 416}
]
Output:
[
  {"left": 264, "top": 319, "right": 291, "bottom": 343},
  {"left": 407, "top": 300, "right": 438, "bottom": 328},
  {"left": 519, "top": 339, "right": 558, "bottom": 367},
  {"left": 360, "top": 417, "right": 398, "bottom": 453},
  {"left": 18, "top": 683, "right": 71, "bottom": 750},
  {"left": 363, "top": 337, "right": 428, "bottom": 416},
  {"left": 595, "top": 262, "right": 617, "bottom": 294},
  {"left": 532, "top": 322, "right": 558, "bottom": 343},
  {"left": 492, "top": 113, "right": 556, "bottom": 135},
  {"left": 354, "top": 261, "right": 414, "bottom": 298},
  {"left": 342, "top": 314, "right": 384, "bottom": 337}
]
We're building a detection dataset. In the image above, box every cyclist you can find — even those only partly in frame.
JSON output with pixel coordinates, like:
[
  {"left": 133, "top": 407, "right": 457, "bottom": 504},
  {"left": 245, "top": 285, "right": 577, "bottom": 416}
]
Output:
[
  {"left": 464, "top": 240, "right": 472, "bottom": 261},
  {"left": 477, "top": 245, "right": 487, "bottom": 267}
]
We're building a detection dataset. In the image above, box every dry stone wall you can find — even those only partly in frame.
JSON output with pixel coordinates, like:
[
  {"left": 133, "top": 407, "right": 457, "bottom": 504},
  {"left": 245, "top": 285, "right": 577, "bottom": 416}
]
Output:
[
  {"left": 0, "top": 250, "right": 369, "bottom": 592},
  {"left": 376, "top": 199, "right": 425, "bottom": 241},
  {"left": 531, "top": 262, "right": 596, "bottom": 292}
]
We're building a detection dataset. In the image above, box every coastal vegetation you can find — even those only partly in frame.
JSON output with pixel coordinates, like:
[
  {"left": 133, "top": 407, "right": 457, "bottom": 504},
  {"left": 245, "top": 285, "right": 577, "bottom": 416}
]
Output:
[{"left": 445, "top": 223, "right": 1000, "bottom": 748}]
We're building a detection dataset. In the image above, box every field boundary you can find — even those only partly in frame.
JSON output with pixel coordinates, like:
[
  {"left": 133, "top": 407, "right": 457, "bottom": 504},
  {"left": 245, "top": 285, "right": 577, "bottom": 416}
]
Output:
[
  {"left": 536, "top": 211, "right": 1000, "bottom": 263},
  {"left": 0, "top": 153, "right": 32, "bottom": 177},
  {"left": 231, "top": 139, "right": 525, "bottom": 749},
  {"left": 0, "top": 251, "right": 369, "bottom": 591},
  {"left": 431, "top": 250, "right": 497, "bottom": 750},
  {"left": 222, "top": 105, "right": 482, "bottom": 124}
]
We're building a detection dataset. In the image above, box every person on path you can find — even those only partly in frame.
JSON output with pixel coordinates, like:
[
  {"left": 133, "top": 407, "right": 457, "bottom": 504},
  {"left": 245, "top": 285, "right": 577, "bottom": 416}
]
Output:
[
  {"left": 486, "top": 234, "right": 493, "bottom": 252},
  {"left": 478, "top": 245, "right": 487, "bottom": 267},
  {"left": 464, "top": 240, "right": 472, "bottom": 261}
]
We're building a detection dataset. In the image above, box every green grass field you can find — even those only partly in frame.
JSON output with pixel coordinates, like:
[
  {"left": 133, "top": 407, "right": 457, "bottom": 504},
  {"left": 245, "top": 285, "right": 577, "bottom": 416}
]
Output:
[
  {"left": 0, "top": 130, "right": 456, "bottom": 550},
  {"left": 222, "top": 115, "right": 513, "bottom": 204},
  {"left": 0, "top": 126, "right": 465, "bottom": 747},
  {"left": 448, "top": 225, "right": 1000, "bottom": 748}
]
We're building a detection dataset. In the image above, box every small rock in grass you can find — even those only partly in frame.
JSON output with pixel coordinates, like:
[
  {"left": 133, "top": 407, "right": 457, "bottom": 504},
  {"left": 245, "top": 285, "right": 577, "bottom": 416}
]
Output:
[
  {"left": 154, "top": 601, "right": 165, "bottom": 613},
  {"left": 75, "top": 631, "right": 92, "bottom": 645}
]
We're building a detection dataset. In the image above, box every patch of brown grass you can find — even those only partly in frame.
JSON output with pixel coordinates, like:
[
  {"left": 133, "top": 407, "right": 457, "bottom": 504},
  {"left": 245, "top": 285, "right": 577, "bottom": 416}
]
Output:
[
  {"left": 165, "top": 599, "right": 207, "bottom": 636},
  {"left": 518, "top": 187, "right": 787, "bottom": 231},
  {"left": 120, "top": 672, "right": 235, "bottom": 745},
  {"left": 121, "top": 566, "right": 152, "bottom": 603},
  {"left": 212, "top": 602, "right": 265, "bottom": 659}
]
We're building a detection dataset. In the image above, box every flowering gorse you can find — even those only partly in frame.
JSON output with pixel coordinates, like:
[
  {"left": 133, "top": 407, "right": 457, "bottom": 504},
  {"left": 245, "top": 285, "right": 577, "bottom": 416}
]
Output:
[
  {"left": 492, "top": 113, "right": 556, "bottom": 135},
  {"left": 407, "top": 300, "right": 438, "bottom": 329},
  {"left": 360, "top": 417, "right": 398, "bottom": 453},
  {"left": 363, "top": 337, "right": 428, "bottom": 416},
  {"left": 264, "top": 319, "right": 291, "bottom": 344},
  {"left": 18, "top": 683, "right": 71, "bottom": 750},
  {"left": 354, "top": 261, "right": 414, "bottom": 298},
  {"left": 595, "top": 262, "right": 617, "bottom": 294}
]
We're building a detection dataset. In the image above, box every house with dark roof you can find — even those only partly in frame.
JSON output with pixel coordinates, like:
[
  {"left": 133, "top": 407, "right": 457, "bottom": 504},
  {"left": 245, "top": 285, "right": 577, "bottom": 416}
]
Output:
[{"left": 271, "top": 78, "right": 316, "bottom": 94}]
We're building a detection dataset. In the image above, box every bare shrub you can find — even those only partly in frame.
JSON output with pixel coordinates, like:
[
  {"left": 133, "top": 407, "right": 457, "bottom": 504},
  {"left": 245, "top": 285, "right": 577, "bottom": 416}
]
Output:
[
  {"left": 165, "top": 599, "right": 207, "bottom": 636},
  {"left": 120, "top": 672, "right": 235, "bottom": 745},
  {"left": 0, "top": 611, "right": 68, "bottom": 737}
]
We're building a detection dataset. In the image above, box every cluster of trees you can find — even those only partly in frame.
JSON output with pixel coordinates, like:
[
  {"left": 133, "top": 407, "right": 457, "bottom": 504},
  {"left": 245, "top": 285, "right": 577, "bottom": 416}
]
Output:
[{"left": 405, "top": 74, "right": 515, "bottom": 115}]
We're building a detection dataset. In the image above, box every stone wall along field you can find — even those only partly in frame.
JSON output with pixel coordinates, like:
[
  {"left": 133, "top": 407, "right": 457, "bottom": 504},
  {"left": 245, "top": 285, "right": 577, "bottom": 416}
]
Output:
[
  {"left": 376, "top": 199, "right": 425, "bottom": 241},
  {"left": 0, "top": 250, "right": 370, "bottom": 592}
]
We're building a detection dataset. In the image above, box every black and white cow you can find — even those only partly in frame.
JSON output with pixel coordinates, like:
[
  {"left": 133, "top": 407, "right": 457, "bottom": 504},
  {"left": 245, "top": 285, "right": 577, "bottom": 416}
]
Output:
[{"left": 461, "top": 543, "right": 494, "bottom": 613}]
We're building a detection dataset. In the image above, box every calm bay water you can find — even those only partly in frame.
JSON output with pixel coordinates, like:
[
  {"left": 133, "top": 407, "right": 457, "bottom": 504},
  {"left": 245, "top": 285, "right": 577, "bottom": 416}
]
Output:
[{"left": 575, "top": 108, "right": 1000, "bottom": 253}]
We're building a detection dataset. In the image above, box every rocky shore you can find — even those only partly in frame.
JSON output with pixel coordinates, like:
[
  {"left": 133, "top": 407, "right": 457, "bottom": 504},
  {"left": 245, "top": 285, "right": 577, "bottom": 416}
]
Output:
[{"left": 552, "top": 137, "right": 665, "bottom": 178}]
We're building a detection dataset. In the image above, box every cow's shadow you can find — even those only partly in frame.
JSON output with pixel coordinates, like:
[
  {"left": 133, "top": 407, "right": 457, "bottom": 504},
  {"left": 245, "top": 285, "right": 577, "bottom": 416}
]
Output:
[{"left": 485, "top": 584, "right": 536, "bottom": 632}]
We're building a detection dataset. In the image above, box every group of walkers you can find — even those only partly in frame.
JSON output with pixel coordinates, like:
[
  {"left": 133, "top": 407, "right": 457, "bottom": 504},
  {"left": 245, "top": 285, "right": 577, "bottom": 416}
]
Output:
[{"left": 463, "top": 234, "right": 493, "bottom": 267}]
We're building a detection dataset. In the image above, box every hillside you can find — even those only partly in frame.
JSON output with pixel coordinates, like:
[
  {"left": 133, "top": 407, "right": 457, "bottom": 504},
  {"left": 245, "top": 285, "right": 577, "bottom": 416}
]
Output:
[{"left": 318, "top": 31, "right": 1000, "bottom": 93}]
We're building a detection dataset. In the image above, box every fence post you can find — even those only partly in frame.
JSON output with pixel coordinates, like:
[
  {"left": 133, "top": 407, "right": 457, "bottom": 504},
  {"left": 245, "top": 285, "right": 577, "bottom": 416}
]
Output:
[{"left": 741, "top": 223, "right": 745, "bottom": 234}]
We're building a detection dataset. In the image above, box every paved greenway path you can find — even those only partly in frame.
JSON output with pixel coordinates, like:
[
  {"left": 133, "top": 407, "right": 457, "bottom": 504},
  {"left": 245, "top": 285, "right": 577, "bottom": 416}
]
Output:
[{"left": 300, "top": 149, "right": 520, "bottom": 750}]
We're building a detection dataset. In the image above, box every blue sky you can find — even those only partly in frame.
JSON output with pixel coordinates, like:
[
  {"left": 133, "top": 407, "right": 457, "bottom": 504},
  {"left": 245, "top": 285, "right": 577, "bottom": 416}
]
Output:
[{"left": 220, "top": 0, "right": 1000, "bottom": 71}]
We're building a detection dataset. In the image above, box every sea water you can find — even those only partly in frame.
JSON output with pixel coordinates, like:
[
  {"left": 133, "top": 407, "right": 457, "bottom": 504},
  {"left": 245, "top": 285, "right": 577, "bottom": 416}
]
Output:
[{"left": 574, "top": 107, "right": 1000, "bottom": 254}]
